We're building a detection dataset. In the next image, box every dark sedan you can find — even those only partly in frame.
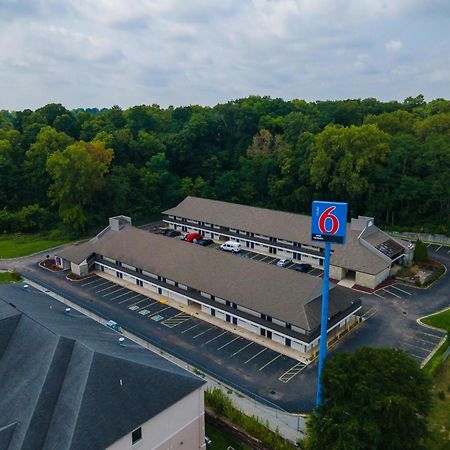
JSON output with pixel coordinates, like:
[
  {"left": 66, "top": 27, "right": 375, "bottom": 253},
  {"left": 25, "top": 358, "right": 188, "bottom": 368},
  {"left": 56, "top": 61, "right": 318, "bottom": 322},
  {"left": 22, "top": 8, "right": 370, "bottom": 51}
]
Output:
[
  {"left": 295, "top": 263, "right": 312, "bottom": 273},
  {"left": 195, "top": 239, "right": 214, "bottom": 246},
  {"left": 163, "top": 229, "right": 181, "bottom": 237}
]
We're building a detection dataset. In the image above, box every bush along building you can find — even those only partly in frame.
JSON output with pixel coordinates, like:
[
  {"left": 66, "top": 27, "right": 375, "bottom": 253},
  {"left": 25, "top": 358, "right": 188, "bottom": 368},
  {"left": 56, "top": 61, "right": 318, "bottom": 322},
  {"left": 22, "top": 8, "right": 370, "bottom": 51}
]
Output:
[
  {"left": 163, "top": 197, "right": 414, "bottom": 289},
  {"left": 56, "top": 216, "right": 362, "bottom": 361}
]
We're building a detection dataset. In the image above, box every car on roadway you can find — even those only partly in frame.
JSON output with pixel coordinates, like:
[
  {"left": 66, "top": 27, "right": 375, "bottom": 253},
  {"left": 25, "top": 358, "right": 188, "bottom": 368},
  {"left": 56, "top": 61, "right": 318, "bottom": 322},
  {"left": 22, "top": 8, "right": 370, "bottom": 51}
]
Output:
[
  {"left": 195, "top": 239, "right": 214, "bottom": 246},
  {"left": 276, "top": 258, "right": 292, "bottom": 267},
  {"left": 295, "top": 263, "right": 312, "bottom": 273},
  {"left": 162, "top": 229, "right": 181, "bottom": 237}
]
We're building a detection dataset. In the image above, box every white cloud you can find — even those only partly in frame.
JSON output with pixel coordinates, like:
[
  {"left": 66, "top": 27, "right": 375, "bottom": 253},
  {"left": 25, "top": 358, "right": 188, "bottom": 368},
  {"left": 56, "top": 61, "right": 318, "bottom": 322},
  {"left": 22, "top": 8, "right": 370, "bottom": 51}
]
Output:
[
  {"left": 386, "top": 40, "right": 403, "bottom": 52},
  {"left": 0, "top": 0, "right": 448, "bottom": 110}
]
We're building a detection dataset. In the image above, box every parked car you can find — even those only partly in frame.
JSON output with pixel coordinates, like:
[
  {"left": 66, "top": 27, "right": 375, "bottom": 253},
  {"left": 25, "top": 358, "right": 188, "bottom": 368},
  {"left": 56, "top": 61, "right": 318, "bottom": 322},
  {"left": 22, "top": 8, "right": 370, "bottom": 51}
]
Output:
[
  {"left": 220, "top": 241, "right": 241, "bottom": 253},
  {"left": 195, "top": 239, "right": 214, "bottom": 246},
  {"left": 276, "top": 258, "right": 292, "bottom": 267},
  {"left": 163, "top": 229, "right": 181, "bottom": 237},
  {"left": 184, "top": 232, "right": 204, "bottom": 242},
  {"left": 295, "top": 263, "right": 312, "bottom": 273}
]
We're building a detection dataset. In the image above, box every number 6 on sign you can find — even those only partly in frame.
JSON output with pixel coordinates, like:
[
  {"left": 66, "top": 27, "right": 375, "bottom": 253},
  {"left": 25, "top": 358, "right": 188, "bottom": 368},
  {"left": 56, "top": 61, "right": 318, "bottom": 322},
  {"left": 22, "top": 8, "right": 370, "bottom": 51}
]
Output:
[{"left": 311, "top": 201, "right": 347, "bottom": 245}]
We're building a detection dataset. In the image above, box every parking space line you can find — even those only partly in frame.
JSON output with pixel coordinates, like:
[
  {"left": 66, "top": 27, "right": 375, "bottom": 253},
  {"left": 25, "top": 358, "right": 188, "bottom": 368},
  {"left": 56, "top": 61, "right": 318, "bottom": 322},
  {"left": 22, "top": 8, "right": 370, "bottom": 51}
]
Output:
[
  {"left": 285, "top": 263, "right": 295, "bottom": 269},
  {"left": 259, "top": 256, "right": 271, "bottom": 262},
  {"left": 96, "top": 284, "right": 118, "bottom": 293},
  {"left": 91, "top": 280, "right": 112, "bottom": 290},
  {"left": 402, "top": 341, "right": 430, "bottom": 353},
  {"left": 382, "top": 288, "right": 401, "bottom": 299},
  {"left": 82, "top": 278, "right": 103, "bottom": 287},
  {"left": 426, "top": 243, "right": 432, "bottom": 248},
  {"left": 250, "top": 253, "right": 260, "bottom": 260},
  {"left": 204, "top": 331, "right": 228, "bottom": 344},
  {"left": 408, "top": 352, "right": 423, "bottom": 361},
  {"left": 231, "top": 341, "right": 253, "bottom": 356},
  {"left": 137, "top": 302, "right": 157, "bottom": 312},
  {"left": 193, "top": 326, "right": 215, "bottom": 339},
  {"left": 373, "top": 292, "right": 385, "bottom": 298},
  {"left": 448, "top": 248, "right": 450, "bottom": 254},
  {"left": 217, "top": 336, "right": 240, "bottom": 350},
  {"left": 129, "top": 298, "right": 149, "bottom": 307},
  {"left": 110, "top": 290, "right": 133, "bottom": 300},
  {"left": 181, "top": 323, "right": 201, "bottom": 334},
  {"left": 102, "top": 286, "right": 126, "bottom": 296},
  {"left": 258, "top": 354, "right": 281, "bottom": 371},
  {"left": 118, "top": 293, "right": 143, "bottom": 304},
  {"left": 244, "top": 348, "right": 267, "bottom": 364},
  {"left": 162, "top": 313, "right": 191, "bottom": 328},
  {"left": 435, "top": 245, "right": 442, "bottom": 252},
  {"left": 149, "top": 306, "right": 171, "bottom": 317},
  {"left": 390, "top": 285, "right": 412, "bottom": 295},
  {"left": 417, "top": 331, "right": 444, "bottom": 341},
  {"left": 278, "top": 362, "right": 306, "bottom": 383}
]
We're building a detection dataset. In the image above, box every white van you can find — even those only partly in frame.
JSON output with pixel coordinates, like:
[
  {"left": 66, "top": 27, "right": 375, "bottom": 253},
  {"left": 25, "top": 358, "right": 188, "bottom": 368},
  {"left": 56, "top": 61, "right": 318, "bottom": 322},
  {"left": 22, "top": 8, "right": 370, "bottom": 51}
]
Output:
[{"left": 220, "top": 241, "right": 241, "bottom": 253}]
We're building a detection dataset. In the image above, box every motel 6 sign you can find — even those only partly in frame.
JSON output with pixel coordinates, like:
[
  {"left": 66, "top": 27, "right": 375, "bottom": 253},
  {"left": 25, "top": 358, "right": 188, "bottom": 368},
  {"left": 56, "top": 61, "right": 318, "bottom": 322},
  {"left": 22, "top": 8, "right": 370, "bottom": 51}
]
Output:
[{"left": 311, "top": 201, "right": 348, "bottom": 245}]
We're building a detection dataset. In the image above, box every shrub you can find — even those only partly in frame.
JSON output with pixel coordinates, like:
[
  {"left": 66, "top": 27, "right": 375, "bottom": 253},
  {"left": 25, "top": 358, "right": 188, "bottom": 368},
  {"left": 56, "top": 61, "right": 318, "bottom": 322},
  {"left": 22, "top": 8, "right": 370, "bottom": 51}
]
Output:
[
  {"left": 437, "top": 390, "right": 445, "bottom": 400},
  {"left": 414, "top": 239, "right": 428, "bottom": 264}
]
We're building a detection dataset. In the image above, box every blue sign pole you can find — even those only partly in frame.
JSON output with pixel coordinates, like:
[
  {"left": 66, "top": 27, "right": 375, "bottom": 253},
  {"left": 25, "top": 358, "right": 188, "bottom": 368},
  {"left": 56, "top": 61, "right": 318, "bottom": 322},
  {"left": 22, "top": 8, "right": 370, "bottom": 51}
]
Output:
[
  {"left": 315, "top": 240, "right": 331, "bottom": 406},
  {"left": 311, "top": 200, "right": 347, "bottom": 408}
]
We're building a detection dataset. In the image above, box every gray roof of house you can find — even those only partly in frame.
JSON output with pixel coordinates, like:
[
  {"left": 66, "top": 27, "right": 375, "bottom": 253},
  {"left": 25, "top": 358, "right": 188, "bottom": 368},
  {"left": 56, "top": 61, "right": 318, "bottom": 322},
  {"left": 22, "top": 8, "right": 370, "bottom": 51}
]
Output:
[
  {"left": 0, "top": 285, "right": 205, "bottom": 450},
  {"left": 56, "top": 225, "right": 360, "bottom": 331},
  {"left": 163, "top": 196, "right": 399, "bottom": 275}
]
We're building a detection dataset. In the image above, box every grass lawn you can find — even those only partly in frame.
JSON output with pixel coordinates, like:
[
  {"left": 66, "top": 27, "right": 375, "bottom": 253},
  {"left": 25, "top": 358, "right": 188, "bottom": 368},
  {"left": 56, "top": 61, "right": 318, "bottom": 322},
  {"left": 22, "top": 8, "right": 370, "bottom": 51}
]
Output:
[
  {"left": 0, "top": 233, "right": 71, "bottom": 259},
  {"left": 205, "top": 422, "right": 249, "bottom": 450},
  {"left": 425, "top": 359, "right": 450, "bottom": 450},
  {"left": 0, "top": 271, "right": 22, "bottom": 284},
  {"left": 421, "top": 308, "right": 450, "bottom": 450}
]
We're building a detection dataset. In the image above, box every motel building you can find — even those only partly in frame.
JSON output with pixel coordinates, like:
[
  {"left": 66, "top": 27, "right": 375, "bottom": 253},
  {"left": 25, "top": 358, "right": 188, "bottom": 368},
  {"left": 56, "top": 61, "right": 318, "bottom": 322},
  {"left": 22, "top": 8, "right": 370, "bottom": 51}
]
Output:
[
  {"left": 163, "top": 197, "right": 414, "bottom": 290},
  {"left": 56, "top": 216, "right": 362, "bottom": 361}
]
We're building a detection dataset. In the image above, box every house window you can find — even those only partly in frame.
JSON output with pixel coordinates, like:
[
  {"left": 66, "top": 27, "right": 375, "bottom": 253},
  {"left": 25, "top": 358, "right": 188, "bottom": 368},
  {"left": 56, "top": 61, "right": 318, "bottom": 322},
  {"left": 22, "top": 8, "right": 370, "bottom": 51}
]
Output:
[{"left": 132, "top": 427, "right": 142, "bottom": 444}]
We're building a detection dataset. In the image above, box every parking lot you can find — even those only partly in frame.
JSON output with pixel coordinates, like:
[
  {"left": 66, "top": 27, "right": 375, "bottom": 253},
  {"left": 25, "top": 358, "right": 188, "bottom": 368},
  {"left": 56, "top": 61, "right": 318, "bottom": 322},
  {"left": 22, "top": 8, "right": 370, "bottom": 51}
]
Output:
[{"left": 76, "top": 275, "right": 310, "bottom": 401}]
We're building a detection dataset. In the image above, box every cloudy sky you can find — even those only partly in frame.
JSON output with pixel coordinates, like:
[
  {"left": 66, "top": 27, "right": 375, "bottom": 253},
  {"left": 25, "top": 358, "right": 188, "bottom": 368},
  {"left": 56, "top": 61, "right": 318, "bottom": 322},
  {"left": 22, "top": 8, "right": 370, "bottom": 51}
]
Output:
[{"left": 1, "top": 0, "right": 449, "bottom": 110}]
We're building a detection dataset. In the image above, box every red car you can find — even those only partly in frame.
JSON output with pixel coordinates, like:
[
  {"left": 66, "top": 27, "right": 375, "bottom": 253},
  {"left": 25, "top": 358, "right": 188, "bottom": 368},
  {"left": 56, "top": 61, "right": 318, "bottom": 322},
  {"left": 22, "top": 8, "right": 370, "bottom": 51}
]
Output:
[{"left": 183, "top": 232, "right": 204, "bottom": 243}]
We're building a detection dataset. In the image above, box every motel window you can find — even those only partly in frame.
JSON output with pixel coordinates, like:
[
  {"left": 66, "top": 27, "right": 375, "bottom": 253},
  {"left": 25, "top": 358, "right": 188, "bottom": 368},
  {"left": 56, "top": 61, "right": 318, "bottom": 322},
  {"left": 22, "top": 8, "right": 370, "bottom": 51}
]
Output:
[
  {"left": 211, "top": 308, "right": 216, "bottom": 317},
  {"left": 261, "top": 313, "right": 266, "bottom": 320},
  {"left": 286, "top": 323, "right": 291, "bottom": 330},
  {"left": 226, "top": 314, "right": 231, "bottom": 322},
  {"left": 266, "top": 316, "right": 272, "bottom": 322},
  {"left": 226, "top": 301, "right": 231, "bottom": 307},
  {"left": 267, "top": 330, "right": 272, "bottom": 339},
  {"left": 286, "top": 338, "right": 291, "bottom": 347},
  {"left": 232, "top": 303, "right": 237, "bottom": 309},
  {"left": 132, "top": 427, "right": 142, "bottom": 444},
  {"left": 116, "top": 271, "right": 123, "bottom": 279},
  {"left": 232, "top": 317, "right": 237, "bottom": 325},
  {"left": 115, "top": 260, "right": 122, "bottom": 266}
]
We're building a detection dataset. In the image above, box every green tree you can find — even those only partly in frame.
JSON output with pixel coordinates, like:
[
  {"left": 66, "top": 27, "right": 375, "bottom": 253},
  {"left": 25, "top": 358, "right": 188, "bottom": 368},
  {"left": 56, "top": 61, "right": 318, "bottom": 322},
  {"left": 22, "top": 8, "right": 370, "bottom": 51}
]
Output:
[
  {"left": 307, "top": 347, "right": 432, "bottom": 450},
  {"left": 46, "top": 141, "right": 114, "bottom": 231},
  {"left": 23, "top": 126, "right": 74, "bottom": 205},
  {"left": 414, "top": 239, "right": 428, "bottom": 264},
  {"left": 310, "top": 124, "right": 390, "bottom": 214}
]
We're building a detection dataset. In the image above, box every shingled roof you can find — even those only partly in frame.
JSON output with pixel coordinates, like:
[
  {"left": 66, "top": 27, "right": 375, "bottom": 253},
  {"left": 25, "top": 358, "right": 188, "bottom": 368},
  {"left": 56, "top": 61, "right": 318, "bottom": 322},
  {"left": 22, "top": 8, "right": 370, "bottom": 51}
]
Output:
[
  {"left": 163, "top": 196, "right": 405, "bottom": 275},
  {"left": 0, "top": 285, "right": 205, "bottom": 450},
  {"left": 57, "top": 225, "right": 360, "bottom": 331}
]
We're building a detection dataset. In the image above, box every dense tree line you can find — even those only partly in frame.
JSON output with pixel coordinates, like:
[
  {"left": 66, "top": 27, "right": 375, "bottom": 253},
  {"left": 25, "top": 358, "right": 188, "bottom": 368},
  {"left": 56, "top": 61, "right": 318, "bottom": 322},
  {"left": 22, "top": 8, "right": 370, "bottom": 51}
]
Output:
[{"left": 0, "top": 96, "right": 449, "bottom": 235}]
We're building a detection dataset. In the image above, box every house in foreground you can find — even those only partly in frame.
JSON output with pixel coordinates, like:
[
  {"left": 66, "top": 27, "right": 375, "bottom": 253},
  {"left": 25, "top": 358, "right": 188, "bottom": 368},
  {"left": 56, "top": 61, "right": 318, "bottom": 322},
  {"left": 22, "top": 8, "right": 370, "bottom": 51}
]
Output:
[
  {"left": 163, "top": 196, "right": 414, "bottom": 289},
  {"left": 0, "top": 286, "right": 206, "bottom": 450},
  {"left": 56, "top": 216, "right": 361, "bottom": 359}
]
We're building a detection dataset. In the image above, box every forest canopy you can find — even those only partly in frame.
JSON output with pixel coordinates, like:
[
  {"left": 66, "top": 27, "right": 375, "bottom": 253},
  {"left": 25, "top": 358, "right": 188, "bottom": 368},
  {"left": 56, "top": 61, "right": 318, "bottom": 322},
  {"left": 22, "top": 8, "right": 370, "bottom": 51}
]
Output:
[{"left": 0, "top": 96, "right": 449, "bottom": 235}]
